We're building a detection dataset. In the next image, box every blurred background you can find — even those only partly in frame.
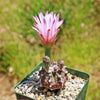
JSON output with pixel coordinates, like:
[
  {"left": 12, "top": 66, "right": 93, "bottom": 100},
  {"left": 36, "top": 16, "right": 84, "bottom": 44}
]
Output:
[{"left": 0, "top": 0, "right": 100, "bottom": 100}]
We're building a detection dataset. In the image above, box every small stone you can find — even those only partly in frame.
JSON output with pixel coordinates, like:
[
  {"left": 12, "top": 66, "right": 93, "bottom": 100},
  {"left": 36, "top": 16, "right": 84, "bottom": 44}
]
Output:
[
  {"left": 73, "top": 87, "right": 77, "bottom": 91},
  {"left": 70, "top": 92, "right": 76, "bottom": 98},
  {"left": 29, "top": 93, "right": 35, "bottom": 98},
  {"left": 47, "top": 92, "right": 52, "bottom": 96},
  {"left": 22, "top": 85, "right": 28, "bottom": 93},
  {"left": 80, "top": 79, "right": 84, "bottom": 84},
  {"left": 41, "top": 95, "right": 46, "bottom": 100},
  {"left": 31, "top": 88, "right": 36, "bottom": 93},
  {"left": 33, "top": 73, "right": 36, "bottom": 76},
  {"left": 39, "top": 84, "right": 43, "bottom": 87},
  {"left": 56, "top": 96, "right": 62, "bottom": 100},
  {"left": 46, "top": 98, "right": 51, "bottom": 100},
  {"left": 65, "top": 70, "right": 68, "bottom": 74},
  {"left": 43, "top": 88, "right": 48, "bottom": 93},
  {"left": 26, "top": 93, "right": 30, "bottom": 97},
  {"left": 15, "top": 88, "right": 19, "bottom": 93},
  {"left": 65, "top": 92, "right": 70, "bottom": 96},
  {"left": 59, "top": 94, "right": 64, "bottom": 97},
  {"left": 63, "top": 99, "right": 67, "bottom": 100},
  {"left": 36, "top": 87, "right": 38, "bottom": 91},
  {"left": 35, "top": 94, "right": 38, "bottom": 98},
  {"left": 37, "top": 75, "right": 40, "bottom": 78},
  {"left": 68, "top": 97, "right": 73, "bottom": 100},
  {"left": 68, "top": 76, "right": 72, "bottom": 80},
  {"left": 79, "top": 84, "right": 84, "bottom": 89},
  {"left": 71, "top": 75, "right": 75, "bottom": 79},
  {"left": 74, "top": 91, "right": 79, "bottom": 95},
  {"left": 35, "top": 71, "right": 39, "bottom": 75},
  {"left": 18, "top": 90, "right": 22, "bottom": 94},
  {"left": 70, "top": 80, "right": 75, "bottom": 84},
  {"left": 26, "top": 86, "right": 33, "bottom": 93},
  {"left": 37, "top": 96, "right": 41, "bottom": 100}
]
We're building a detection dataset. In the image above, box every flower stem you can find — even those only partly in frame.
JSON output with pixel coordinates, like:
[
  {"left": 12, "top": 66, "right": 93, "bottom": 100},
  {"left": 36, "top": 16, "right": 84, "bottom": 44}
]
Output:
[{"left": 45, "top": 48, "right": 51, "bottom": 58}]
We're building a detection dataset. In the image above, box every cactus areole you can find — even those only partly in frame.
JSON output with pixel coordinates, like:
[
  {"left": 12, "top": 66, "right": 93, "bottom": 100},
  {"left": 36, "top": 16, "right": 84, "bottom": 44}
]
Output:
[{"left": 39, "top": 56, "right": 68, "bottom": 90}]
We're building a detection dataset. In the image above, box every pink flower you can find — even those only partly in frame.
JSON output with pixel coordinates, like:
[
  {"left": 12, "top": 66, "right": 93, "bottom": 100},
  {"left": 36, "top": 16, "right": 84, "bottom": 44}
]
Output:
[
  {"left": 54, "top": 66, "right": 58, "bottom": 71},
  {"left": 53, "top": 61, "right": 57, "bottom": 65},
  {"left": 32, "top": 11, "right": 64, "bottom": 48}
]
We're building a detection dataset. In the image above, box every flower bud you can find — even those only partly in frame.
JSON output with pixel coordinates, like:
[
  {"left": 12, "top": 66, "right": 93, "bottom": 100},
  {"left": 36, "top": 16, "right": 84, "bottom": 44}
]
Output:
[
  {"left": 59, "top": 60, "right": 64, "bottom": 69},
  {"left": 43, "top": 56, "right": 50, "bottom": 71},
  {"left": 54, "top": 66, "right": 57, "bottom": 71},
  {"left": 53, "top": 61, "right": 57, "bottom": 65}
]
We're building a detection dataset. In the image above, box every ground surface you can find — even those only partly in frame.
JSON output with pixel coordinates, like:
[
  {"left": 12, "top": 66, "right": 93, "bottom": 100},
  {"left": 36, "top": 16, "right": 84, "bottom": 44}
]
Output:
[{"left": 0, "top": 73, "right": 16, "bottom": 100}]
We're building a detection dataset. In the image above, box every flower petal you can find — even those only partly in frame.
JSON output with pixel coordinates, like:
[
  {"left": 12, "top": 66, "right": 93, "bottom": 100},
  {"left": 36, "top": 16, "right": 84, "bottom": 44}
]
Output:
[
  {"left": 40, "top": 38, "right": 46, "bottom": 46},
  {"left": 34, "top": 23, "right": 38, "bottom": 27},
  {"left": 43, "top": 18, "right": 47, "bottom": 38},
  {"left": 38, "top": 12, "right": 44, "bottom": 23},
  {"left": 56, "top": 13, "right": 60, "bottom": 21},
  {"left": 31, "top": 26, "right": 40, "bottom": 35},
  {"left": 33, "top": 16, "right": 40, "bottom": 24},
  {"left": 56, "top": 19, "right": 64, "bottom": 28},
  {"left": 46, "top": 29, "right": 50, "bottom": 43},
  {"left": 45, "top": 11, "right": 48, "bottom": 16},
  {"left": 49, "top": 11, "right": 53, "bottom": 16},
  {"left": 53, "top": 29, "right": 60, "bottom": 37},
  {"left": 50, "top": 19, "right": 56, "bottom": 37},
  {"left": 31, "top": 26, "right": 38, "bottom": 32}
]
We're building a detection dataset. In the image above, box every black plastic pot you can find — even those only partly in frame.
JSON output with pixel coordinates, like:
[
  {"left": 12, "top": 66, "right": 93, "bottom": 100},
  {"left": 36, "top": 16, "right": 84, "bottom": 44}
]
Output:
[{"left": 14, "top": 62, "right": 90, "bottom": 100}]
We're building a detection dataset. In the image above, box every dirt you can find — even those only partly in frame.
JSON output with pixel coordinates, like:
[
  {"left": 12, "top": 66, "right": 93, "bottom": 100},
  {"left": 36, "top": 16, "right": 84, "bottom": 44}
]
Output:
[{"left": 0, "top": 73, "right": 17, "bottom": 100}]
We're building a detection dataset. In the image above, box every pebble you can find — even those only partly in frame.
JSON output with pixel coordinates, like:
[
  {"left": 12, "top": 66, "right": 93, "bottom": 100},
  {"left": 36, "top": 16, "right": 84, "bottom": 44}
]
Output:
[
  {"left": 22, "top": 85, "right": 28, "bottom": 93},
  {"left": 46, "top": 98, "right": 51, "bottom": 100},
  {"left": 70, "top": 80, "right": 75, "bottom": 84},
  {"left": 29, "top": 93, "right": 35, "bottom": 98},
  {"left": 71, "top": 75, "right": 75, "bottom": 79},
  {"left": 47, "top": 92, "right": 52, "bottom": 96},
  {"left": 65, "top": 92, "right": 70, "bottom": 96},
  {"left": 18, "top": 90, "right": 22, "bottom": 94},
  {"left": 37, "top": 96, "right": 41, "bottom": 100},
  {"left": 43, "top": 88, "right": 48, "bottom": 93},
  {"left": 15, "top": 88, "right": 19, "bottom": 93},
  {"left": 35, "top": 94, "right": 38, "bottom": 98},
  {"left": 79, "top": 84, "right": 84, "bottom": 89},
  {"left": 26, "top": 86, "right": 33, "bottom": 93}
]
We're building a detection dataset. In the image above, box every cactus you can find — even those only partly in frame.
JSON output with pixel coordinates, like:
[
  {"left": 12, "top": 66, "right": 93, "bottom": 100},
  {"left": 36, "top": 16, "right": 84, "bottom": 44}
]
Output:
[
  {"left": 39, "top": 56, "right": 68, "bottom": 90},
  {"left": 43, "top": 56, "right": 50, "bottom": 71}
]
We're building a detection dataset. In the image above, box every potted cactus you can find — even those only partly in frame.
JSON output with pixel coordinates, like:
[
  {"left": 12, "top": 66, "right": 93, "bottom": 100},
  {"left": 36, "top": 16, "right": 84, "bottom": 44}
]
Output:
[
  {"left": 39, "top": 56, "right": 68, "bottom": 90},
  {"left": 14, "top": 11, "right": 90, "bottom": 100}
]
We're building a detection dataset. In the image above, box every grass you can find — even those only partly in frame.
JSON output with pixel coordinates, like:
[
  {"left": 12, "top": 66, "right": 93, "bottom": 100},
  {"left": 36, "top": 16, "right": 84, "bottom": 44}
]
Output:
[{"left": 0, "top": 0, "right": 100, "bottom": 100}]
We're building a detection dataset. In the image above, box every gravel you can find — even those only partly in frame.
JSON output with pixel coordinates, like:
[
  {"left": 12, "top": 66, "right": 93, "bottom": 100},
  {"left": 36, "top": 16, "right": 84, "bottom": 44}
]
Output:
[{"left": 15, "top": 67, "right": 86, "bottom": 100}]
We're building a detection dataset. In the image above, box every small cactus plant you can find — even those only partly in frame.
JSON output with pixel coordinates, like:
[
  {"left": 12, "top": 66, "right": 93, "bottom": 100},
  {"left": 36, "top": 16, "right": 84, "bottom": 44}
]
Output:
[
  {"left": 39, "top": 56, "right": 68, "bottom": 90},
  {"left": 43, "top": 56, "right": 50, "bottom": 71}
]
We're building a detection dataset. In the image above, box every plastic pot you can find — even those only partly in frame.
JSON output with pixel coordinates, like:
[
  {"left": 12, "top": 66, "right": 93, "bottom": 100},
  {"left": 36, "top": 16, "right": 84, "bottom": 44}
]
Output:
[{"left": 14, "top": 62, "right": 90, "bottom": 100}]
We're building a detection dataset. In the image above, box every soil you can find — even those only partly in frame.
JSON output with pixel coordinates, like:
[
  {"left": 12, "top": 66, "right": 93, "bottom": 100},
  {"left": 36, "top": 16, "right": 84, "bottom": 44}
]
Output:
[{"left": 0, "top": 73, "right": 17, "bottom": 100}]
